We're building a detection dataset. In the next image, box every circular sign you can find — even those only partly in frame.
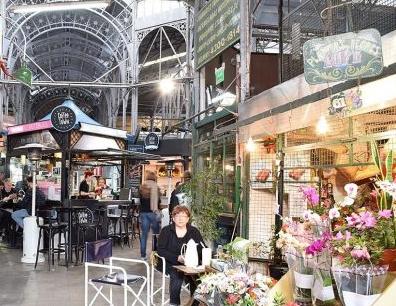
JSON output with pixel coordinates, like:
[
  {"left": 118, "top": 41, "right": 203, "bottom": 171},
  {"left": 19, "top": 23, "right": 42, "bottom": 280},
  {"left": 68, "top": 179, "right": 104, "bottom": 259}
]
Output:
[
  {"left": 51, "top": 105, "right": 77, "bottom": 132},
  {"left": 144, "top": 132, "right": 160, "bottom": 150}
]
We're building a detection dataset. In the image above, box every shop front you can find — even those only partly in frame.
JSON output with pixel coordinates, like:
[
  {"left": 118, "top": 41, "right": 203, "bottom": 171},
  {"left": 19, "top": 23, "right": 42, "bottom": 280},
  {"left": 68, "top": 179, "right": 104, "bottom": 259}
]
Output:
[{"left": 237, "top": 29, "right": 396, "bottom": 261}]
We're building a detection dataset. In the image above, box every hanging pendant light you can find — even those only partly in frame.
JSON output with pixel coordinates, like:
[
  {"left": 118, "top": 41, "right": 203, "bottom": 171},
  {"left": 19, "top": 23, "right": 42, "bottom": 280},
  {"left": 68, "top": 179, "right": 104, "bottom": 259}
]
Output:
[
  {"left": 316, "top": 115, "right": 329, "bottom": 135},
  {"left": 246, "top": 137, "right": 256, "bottom": 152}
]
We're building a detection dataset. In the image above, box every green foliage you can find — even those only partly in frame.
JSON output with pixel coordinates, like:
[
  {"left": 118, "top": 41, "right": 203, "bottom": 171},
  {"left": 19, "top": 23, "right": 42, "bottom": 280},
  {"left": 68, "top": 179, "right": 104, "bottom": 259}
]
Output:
[
  {"left": 183, "top": 162, "right": 227, "bottom": 241},
  {"left": 272, "top": 292, "right": 286, "bottom": 306}
]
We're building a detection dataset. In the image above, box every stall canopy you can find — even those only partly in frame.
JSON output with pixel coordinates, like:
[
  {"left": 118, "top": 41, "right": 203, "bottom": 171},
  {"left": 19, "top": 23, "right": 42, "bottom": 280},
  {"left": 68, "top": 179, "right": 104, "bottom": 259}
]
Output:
[{"left": 40, "top": 99, "right": 101, "bottom": 126}]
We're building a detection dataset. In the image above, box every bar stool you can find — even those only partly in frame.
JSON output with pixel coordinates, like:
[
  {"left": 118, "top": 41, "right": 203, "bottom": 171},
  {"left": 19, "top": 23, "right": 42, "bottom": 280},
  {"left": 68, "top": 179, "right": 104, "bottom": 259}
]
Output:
[
  {"left": 108, "top": 202, "right": 133, "bottom": 248},
  {"left": 75, "top": 207, "right": 103, "bottom": 264},
  {"left": 34, "top": 210, "right": 68, "bottom": 271}
]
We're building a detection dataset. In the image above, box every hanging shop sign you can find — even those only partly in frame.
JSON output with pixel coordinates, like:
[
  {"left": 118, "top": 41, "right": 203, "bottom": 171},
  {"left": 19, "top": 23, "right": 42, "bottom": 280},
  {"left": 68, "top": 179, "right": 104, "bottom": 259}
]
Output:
[
  {"left": 128, "top": 144, "right": 145, "bottom": 153},
  {"left": 144, "top": 132, "right": 159, "bottom": 150},
  {"left": 215, "top": 64, "right": 225, "bottom": 85},
  {"left": 328, "top": 88, "right": 363, "bottom": 116},
  {"left": 195, "top": 0, "right": 240, "bottom": 69},
  {"left": 303, "top": 29, "right": 383, "bottom": 85},
  {"left": 50, "top": 105, "right": 77, "bottom": 132}
]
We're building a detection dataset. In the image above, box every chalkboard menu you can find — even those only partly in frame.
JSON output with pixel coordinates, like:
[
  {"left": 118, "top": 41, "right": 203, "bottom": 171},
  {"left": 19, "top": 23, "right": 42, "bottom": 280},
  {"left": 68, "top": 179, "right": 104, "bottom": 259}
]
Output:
[
  {"left": 128, "top": 162, "right": 142, "bottom": 197},
  {"left": 195, "top": 0, "right": 240, "bottom": 69},
  {"left": 51, "top": 105, "right": 77, "bottom": 132},
  {"left": 303, "top": 29, "right": 383, "bottom": 85}
]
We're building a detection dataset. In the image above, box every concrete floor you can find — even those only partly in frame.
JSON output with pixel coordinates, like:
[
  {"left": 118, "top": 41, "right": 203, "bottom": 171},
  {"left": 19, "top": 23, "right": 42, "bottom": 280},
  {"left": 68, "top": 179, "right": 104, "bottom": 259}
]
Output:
[{"left": 0, "top": 238, "right": 190, "bottom": 306}]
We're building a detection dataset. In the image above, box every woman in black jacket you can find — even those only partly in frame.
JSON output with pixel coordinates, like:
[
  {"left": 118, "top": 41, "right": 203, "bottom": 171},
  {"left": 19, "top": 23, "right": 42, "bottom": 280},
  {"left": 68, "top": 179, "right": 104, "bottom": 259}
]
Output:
[{"left": 157, "top": 205, "right": 205, "bottom": 306}]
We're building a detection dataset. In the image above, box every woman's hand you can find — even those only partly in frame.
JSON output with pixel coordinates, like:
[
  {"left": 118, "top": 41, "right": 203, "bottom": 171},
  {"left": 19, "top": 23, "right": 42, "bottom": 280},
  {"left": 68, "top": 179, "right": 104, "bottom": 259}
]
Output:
[{"left": 177, "top": 255, "right": 185, "bottom": 264}]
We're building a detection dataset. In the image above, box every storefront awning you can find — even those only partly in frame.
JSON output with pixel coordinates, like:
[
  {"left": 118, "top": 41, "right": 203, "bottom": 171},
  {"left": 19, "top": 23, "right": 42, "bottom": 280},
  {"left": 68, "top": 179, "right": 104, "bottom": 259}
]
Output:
[{"left": 72, "top": 148, "right": 162, "bottom": 161}]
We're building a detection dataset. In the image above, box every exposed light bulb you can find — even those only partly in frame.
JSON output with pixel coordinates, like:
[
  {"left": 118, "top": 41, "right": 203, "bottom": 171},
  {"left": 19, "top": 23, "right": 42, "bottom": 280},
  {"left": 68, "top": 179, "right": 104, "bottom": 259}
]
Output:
[
  {"left": 159, "top": 78, "right": 175, "bottom": 94},
  {"left": 316, "top": 115, "right": 329, "bottom": 134},
  {"left": 246, "top": 137, "right": 256, "bottom": 152}
]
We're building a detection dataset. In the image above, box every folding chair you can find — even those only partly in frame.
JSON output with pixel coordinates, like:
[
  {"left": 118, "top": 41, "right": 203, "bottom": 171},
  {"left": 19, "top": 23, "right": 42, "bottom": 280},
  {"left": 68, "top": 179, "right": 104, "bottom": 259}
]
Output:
[
  {"left": 150, "top": 235, "right": 189, "bottom": 306},
  {"left": 84, "top": 239, "right": 150, "bottom": 306}
]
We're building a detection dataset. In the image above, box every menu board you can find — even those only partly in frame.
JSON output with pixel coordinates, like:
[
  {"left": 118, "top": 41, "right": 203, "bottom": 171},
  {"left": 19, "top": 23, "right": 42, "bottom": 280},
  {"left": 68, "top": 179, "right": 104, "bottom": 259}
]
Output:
[{"left": 128, "top": 162, "right": 142, "bottom": 197}]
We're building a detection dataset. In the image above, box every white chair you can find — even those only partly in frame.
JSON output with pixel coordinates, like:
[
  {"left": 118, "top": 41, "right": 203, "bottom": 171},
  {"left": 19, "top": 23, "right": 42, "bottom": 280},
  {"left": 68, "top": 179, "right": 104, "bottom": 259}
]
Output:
[
  {"left": 84, "top": 239, "right": 150, "bottom": 306},
  {"left": 150, "top": 252, "right": 190, "bottom": 306}
]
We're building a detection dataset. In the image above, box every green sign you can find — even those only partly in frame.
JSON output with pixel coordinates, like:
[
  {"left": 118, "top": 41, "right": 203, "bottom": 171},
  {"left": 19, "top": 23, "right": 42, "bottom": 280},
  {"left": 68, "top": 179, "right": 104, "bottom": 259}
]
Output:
[
  {"left": 303, "top": 29, "right": 383, "bottom": 85},
  {"left": 195, "top": 0, "right": 240, "bottom": 70},
  {"left": 13, "top": 64, "right": 32, "bottom": 88},
  {"left": 215, "top": 65, "right": 225, "bottom": 85}
]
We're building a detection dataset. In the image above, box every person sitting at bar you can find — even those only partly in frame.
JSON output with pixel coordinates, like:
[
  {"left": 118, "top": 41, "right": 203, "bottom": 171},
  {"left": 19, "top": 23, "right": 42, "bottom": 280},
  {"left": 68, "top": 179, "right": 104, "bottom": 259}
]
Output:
[
  {"left": 95, "top": 177, "right": 113, "bottom": 199},
  {"left": 157, "top": 205, "right": 205, "bottom": 306},
  {"left": 0, "top": 179, "right": 17, "bottom": 239},
  {"left": 78, "top": 170, "right": 96, "bottom": 199},
  {"left": 11, "top": 176, "right": 46, "bottom": 229}
]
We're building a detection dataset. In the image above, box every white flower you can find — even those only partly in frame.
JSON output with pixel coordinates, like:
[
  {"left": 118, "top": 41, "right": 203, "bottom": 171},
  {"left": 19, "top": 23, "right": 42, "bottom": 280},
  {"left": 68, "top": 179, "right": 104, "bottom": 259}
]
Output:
[
  {"left": 329, "top": 207, "right": 340, "bottom": 219},
  {"left": 344, "top": 183, "right": 358, "bottom": 198},
  {"left": 303, "top": 210, "right": 312, "bottom": 220},
  {"left": 341, "top": 196, "right": 355, "bottom": 207}
]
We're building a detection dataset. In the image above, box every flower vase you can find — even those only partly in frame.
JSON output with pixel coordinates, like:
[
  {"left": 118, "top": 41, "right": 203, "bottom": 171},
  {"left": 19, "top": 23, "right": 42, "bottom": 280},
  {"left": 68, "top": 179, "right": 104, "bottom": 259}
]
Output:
[
  {"left": 379, "top": 248, "right": 396, "bottom": 271},
  {"left": 331, "top": 265, "right": 388, "bottom": 306},
  {"left": 286, "top": 254, "right": 315, "bottom": 304}
]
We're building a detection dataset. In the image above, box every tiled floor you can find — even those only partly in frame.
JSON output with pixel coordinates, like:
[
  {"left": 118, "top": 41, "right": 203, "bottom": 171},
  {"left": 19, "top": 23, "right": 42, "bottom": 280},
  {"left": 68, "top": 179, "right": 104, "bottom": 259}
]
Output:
[{"left": 0, "top": 238, "right": 191, "bottom": 306}]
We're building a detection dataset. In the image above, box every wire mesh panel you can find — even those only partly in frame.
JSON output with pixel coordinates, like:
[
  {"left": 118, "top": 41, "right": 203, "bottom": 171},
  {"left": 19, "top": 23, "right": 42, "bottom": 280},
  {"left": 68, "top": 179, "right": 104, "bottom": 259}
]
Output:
[
  {"left": 248, "top": 144, "right": 276, "bottom": 255},
  {"left": 284, "top": 151, "right": 315, "bottom": 218},
  {"left": 282, "top": 0, "right": 396, "bottom": 81}
]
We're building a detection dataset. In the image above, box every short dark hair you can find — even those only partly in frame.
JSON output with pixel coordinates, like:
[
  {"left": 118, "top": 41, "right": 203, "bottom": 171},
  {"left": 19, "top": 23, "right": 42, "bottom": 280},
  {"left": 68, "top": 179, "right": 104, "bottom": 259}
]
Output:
[
  {"left": 26, "top": 176, "right": 33, "bottom": 183},
  {"left": 171, "top": 205, "right": 191, "bottom": 218}
]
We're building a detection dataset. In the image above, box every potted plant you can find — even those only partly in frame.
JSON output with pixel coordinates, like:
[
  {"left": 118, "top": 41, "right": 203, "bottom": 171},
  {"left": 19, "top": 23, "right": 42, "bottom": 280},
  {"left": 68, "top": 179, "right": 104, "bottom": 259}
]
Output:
[
  {"left": 329, "top": 182, "right": 393, "bottom": 305},
  {"left": 370, "top": 141, "right": 396, "bottom": 270},
  {"left": 183, "top": 162, "right": 228, "bottom": 242}
]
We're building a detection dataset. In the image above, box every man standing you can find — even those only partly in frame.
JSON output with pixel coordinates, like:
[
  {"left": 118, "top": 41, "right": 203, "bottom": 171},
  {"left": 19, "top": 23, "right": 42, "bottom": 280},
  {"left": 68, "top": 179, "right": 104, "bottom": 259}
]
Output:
[
  {"left": 11, "top": 176, "right": 46, "bottom": 228},
  {"left": 169, "top": 170, "right": 191, "bottom": 217}
]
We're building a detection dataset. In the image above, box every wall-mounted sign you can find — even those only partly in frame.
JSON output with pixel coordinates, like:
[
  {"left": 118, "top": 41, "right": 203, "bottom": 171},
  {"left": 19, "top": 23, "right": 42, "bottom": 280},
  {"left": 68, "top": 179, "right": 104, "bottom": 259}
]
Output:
[
  {"left": 51, "top": 105, "right": 77, "bottom": 132},
  {"left": 215, "top": 64, "right": 225, "bottom": 85},
  {"left": 195, "top": 0, "right": 240, "bottom": 69},
  {"left": 329, "top": 88, "right": 363, "bottom": 116},
  {"left": 144, "top": 132, "right": 159, "bottom": 150},
  {"left": 7, "top": 120, "right": 52, "bottom": 135},
  {"left": 303, "top": 29, "right": 383, "bottom": 85}
]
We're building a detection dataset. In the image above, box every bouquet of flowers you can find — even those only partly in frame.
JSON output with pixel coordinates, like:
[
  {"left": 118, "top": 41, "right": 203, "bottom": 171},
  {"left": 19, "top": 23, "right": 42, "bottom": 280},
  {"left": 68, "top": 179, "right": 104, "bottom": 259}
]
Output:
[
  {"left": 329, "top": 183, "right": 392, "bottom": 305},
  {"left": 195, "top": 270, "right": 276, "bottom": 306},
  {"left": 329, "top": 183, "right": 394, "bottom": 267}
]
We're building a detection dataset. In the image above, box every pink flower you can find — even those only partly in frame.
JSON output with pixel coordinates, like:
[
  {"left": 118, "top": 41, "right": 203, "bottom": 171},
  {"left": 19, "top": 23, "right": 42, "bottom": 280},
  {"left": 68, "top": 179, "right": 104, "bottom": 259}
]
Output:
[
  {"left": 346, "top": 213, "right": 359, "bottom": 226},
  {"left": 358, "top": 211, "right": 377, "bottom": 229},
  {"left": 334, "top": 232, "right": 344, "bottom": 240},
  {"left": 345, "top": 230, "right": 351, "bottom": 241},
  {"left": 351, "top": 247, "right": 370, "bottom": 260},
  {"left": 300, "top": 186, "right": 320, "bottom": 206},
  {"left": 379, "top": 210, "right": 393, "bottom": 219}
]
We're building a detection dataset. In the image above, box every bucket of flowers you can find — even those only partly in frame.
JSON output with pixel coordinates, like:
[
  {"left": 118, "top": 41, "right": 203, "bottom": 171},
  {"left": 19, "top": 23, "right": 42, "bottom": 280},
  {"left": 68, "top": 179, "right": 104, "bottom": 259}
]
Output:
[
  {"left": 276, "top": 217, "right": 336, "bottom": 305},
  {"left": 329, "top": 182, "right": 393, "bottom": 306},
  {"left": 195, "top": 269, "right": 276, "bottom": 306},
  {"left": 276, "top": 184, "right": 336, "bottom": 305}
]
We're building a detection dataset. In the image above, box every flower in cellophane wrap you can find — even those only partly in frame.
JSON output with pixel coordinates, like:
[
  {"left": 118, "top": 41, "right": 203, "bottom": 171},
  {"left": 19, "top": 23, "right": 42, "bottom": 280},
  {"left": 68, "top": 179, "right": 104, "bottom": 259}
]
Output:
[
  {"left": 285, "top": 252, "right": 316, "bottom": 304},
  {"left": 331, "top": 265, "right": 389, "bottom": 306},
  {"left": 311, "top": 252, "right": 337, "bottom": 306}
]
